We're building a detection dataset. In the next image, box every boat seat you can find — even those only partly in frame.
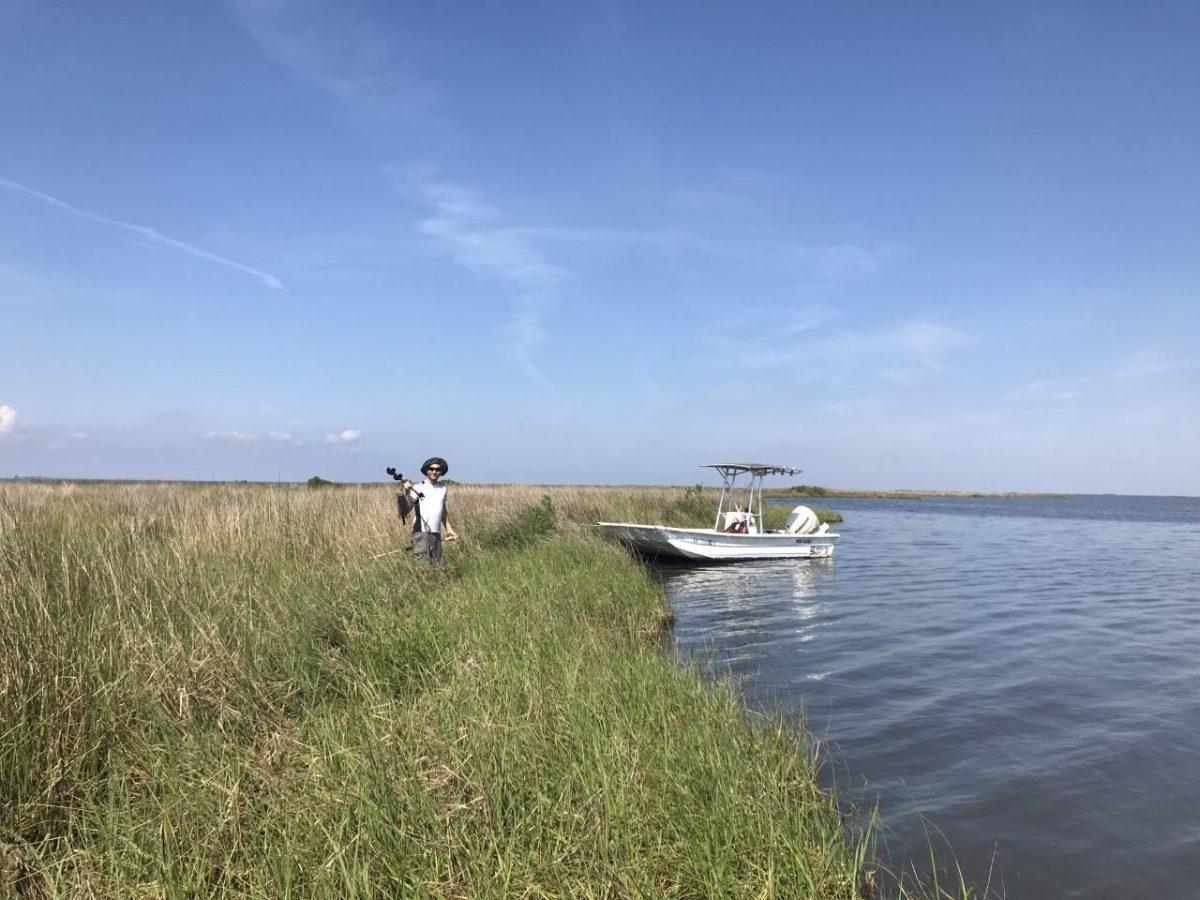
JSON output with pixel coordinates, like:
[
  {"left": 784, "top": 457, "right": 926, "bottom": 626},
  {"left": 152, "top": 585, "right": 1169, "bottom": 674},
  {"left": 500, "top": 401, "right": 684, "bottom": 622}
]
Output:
[{"left": 723, "top": 510, "right": 754, "bottom": 533}]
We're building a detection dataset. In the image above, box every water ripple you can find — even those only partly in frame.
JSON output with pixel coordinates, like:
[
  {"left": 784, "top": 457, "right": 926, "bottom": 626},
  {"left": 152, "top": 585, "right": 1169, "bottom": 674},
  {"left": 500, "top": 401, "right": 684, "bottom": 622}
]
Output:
[{"left": 663, "top": 495, "right": 1200, "bottom": 898}]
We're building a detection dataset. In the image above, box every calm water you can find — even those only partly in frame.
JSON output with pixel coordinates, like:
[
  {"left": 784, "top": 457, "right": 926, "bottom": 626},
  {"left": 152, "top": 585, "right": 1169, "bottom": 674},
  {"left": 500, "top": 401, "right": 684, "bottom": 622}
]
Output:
[{"left": 659, "top": 495, "right": 1200, "bottom": 898}]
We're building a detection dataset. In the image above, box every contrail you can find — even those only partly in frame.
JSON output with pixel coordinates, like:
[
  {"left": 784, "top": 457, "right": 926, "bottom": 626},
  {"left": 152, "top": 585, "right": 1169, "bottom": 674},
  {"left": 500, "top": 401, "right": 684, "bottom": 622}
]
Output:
[{"left": 0, "top": 178, "right": 284, "bottom": 290}]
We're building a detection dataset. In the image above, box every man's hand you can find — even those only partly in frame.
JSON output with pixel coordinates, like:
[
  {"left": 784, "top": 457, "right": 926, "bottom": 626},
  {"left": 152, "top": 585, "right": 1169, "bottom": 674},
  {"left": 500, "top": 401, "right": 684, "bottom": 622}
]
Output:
[{"left": 445, "top": 530, "right": 459, "bottom": 542}]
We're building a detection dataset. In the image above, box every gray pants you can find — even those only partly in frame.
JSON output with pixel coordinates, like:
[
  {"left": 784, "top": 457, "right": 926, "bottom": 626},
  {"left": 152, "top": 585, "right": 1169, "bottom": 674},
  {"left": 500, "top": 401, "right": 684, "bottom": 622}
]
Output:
[{"left": 411, "top": 531, "right": 443, "bottom": 563}]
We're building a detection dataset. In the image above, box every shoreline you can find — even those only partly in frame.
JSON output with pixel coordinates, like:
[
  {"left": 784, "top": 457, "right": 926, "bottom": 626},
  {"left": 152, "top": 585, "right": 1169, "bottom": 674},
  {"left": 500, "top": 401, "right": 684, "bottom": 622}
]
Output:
[
  {"left": 4, "top": 476, "right": 1194, "bottom": 500},
  {"left": 3, "top": 481, "right": 963, "bottom": 896},
  {"left": 498, "top": 485, "right": 1192, "bottom": 501}
]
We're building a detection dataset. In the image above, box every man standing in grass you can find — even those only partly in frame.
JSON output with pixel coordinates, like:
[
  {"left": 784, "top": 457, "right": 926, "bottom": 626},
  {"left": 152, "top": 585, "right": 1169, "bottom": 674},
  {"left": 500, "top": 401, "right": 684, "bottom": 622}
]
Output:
[{"left": 403, "top": 457, "right": 458, "bottom": 563}]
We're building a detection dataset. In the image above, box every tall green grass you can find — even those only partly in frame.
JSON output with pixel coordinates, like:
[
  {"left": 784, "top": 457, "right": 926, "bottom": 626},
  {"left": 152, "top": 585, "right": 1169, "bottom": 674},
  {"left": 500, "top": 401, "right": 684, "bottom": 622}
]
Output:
[{"left": 1, "top": 483, "right": 963, "bottom": 897}]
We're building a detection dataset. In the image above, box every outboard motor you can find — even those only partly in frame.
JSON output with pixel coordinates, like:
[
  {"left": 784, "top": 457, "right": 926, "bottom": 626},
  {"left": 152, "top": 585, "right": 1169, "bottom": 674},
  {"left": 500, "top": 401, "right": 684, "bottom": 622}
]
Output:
[{"left": 784, "top": 505, "right": 821, "bottom": 535}]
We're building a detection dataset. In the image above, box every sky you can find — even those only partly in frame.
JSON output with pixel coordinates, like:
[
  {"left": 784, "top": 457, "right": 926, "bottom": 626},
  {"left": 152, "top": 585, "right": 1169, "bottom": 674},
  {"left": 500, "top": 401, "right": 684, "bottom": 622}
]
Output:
[{"left": 1, "top": 1, "right": 1198, "bottom": 494}]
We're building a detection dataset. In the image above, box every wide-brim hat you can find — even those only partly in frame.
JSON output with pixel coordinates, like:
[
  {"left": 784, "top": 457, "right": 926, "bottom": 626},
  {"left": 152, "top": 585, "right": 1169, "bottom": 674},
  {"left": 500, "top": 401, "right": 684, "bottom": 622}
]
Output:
[{"left": 421, "top": 456, "right": 449, "bottom": 475}]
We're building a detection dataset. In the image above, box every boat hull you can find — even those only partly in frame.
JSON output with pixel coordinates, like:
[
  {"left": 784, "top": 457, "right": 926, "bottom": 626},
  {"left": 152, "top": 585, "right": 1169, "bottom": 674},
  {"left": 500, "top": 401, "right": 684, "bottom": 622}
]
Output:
[{"left": 596, "top": 523, "right": 837, "bottom": 561}]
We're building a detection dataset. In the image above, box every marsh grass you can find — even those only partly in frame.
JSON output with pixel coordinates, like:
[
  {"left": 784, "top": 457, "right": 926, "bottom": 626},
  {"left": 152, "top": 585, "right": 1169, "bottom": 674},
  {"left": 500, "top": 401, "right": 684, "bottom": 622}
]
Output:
[{"left": 2, "top": 483, "right": 959, "bottom": 898}]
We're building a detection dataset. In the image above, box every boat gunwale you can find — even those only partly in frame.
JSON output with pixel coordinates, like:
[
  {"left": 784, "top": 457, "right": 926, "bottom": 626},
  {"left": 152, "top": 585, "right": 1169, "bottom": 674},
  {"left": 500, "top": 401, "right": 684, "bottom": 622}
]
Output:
[{"left": 594, "top": 522, "right": 840, "bottom": 540}]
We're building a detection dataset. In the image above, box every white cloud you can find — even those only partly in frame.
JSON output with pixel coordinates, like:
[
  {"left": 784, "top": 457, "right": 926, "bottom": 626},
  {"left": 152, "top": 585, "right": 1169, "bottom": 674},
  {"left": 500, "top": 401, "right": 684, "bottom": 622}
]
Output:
[
  {"left": 0, "top": 179, "right": 284, "bottom": 290},
  {"left": 0, "top": 405, "right": 17, "bottom": 434},
  {"left": 70, "top": 431, "right": 88, "bottom": 440},
  {"left": 396, "top": 167, "right": 567, "bottom": 288},
  {"left": 202, "top": 426, "right": 365, "bottom": 445}
]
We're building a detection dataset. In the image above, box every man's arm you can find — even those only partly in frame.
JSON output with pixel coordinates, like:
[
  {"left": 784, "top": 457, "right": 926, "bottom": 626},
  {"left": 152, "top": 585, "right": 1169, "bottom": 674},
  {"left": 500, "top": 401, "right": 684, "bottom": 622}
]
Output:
[{"left": 443, "top": 507, "right": 458, "bottom": 541}]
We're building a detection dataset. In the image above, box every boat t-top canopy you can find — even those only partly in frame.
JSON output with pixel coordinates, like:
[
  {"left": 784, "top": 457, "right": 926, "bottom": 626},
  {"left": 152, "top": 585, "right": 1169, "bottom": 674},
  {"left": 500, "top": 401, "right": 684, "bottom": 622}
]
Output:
[
  {"left": 702, "top": 463, "right": 801, "bottom": 477},
  {"left": 702, "top": 464, "right": 802, "bottom": 531}
]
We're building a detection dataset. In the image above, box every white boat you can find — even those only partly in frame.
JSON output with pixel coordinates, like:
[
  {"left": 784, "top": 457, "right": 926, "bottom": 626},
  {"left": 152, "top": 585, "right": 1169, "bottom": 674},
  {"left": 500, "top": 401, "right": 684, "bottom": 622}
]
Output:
[{"left": 598, "top": 463, "right": 839, "bottom": 562}]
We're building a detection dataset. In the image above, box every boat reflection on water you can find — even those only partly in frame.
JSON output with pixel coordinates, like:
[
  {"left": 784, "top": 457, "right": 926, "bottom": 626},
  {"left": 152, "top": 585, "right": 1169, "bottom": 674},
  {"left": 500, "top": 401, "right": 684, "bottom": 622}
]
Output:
[{"left": 652, "top": 558, "right": 837, "bottom": 680}]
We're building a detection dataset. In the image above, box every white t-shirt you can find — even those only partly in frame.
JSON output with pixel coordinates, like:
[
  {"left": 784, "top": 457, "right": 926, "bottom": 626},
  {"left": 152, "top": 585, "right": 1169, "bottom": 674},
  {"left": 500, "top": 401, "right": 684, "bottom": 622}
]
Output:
[{"left": 408, "top": 480, "right": 448, "bottom": 533}]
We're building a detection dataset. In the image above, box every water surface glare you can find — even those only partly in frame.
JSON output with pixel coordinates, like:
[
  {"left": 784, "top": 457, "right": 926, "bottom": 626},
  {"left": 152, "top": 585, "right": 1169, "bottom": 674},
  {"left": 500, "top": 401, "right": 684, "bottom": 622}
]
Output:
[{"left": 660, "top": 495, "right": 1200, "bottom": 898}]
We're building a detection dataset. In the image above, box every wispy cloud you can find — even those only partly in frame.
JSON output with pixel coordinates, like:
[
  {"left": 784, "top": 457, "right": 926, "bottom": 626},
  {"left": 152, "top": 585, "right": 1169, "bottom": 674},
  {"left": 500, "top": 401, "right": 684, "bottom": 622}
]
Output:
[
  {"left": 1007, "top": 349, "right": 1191, "bottom": 406},
  {"left": 1112, "top": 349, "right": 1187, "bottom": 381},
  {"left": 668, "top": 171, "right": 781, "bottom": 215},
  {"left": 709, "top": 305, "right": 841, "bottom": 359},
  {"left": 227, "top": 0, "right": 439, "bottom": 121},
  {"left": 1005, "top": 376, "right": 1088, "bottom": 405},
  {"left": 395, "top": 167, "right": 566, "bottom": 376},
  {"left": 892, "top": 322, "right": 973, "bottom": 370},
  {"left": 784, "top": 242, "right": 896, "bottom": 281},
  {"left": 767, "top": 304, "right": 841, "bottom": 336},
  {"left": 713, "top": 313, "right": 971, "bottom": 383},
  {"left": 0, "top": 179, "right": 284, "bottom": 290},
  {"left": 325, "top": 428, "right": 361, "bottom": 444},
  {"left": 514, "top": 224, "right": 897, "bottom": 285},
  {"left": 394, "top": 171, "right": 892, "bottom": 374},
  {"left": 0, "top": 405, "right": 17, "bottom": 435},
  {"left": 512, "top": 224, "right": 676, "bottom": 248},
  {"left": 203, "top": 428, "right": 257, "bottom": 441},
  {"left": 506, "top": 295, "right": 553, "bottom": 379},
  {"left": 203, "top": 426, "right": 323, "bottom": 444},
  {"left": 396, "top": 167, "right": 567, "bottom": 288}
]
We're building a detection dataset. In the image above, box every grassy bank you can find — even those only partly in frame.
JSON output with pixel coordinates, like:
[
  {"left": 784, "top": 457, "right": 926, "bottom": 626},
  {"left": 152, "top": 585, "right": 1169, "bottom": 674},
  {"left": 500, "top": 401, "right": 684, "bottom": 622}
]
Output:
[{"left": 1, "top": 483, "right": 948, "bottom": 897}]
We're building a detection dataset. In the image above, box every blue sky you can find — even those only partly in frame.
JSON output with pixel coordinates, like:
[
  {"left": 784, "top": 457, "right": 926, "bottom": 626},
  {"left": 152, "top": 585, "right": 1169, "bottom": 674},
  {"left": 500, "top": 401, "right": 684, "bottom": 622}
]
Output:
[{"left": 2, "top": 1, "right": 1197, "bottom": 493}]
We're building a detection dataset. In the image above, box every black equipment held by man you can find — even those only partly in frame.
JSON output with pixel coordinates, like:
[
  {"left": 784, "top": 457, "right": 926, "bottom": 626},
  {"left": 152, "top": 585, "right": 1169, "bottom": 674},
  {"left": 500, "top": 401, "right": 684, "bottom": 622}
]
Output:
[{"left": 385, "top": 466, "right": 422, "bottom": 523}]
